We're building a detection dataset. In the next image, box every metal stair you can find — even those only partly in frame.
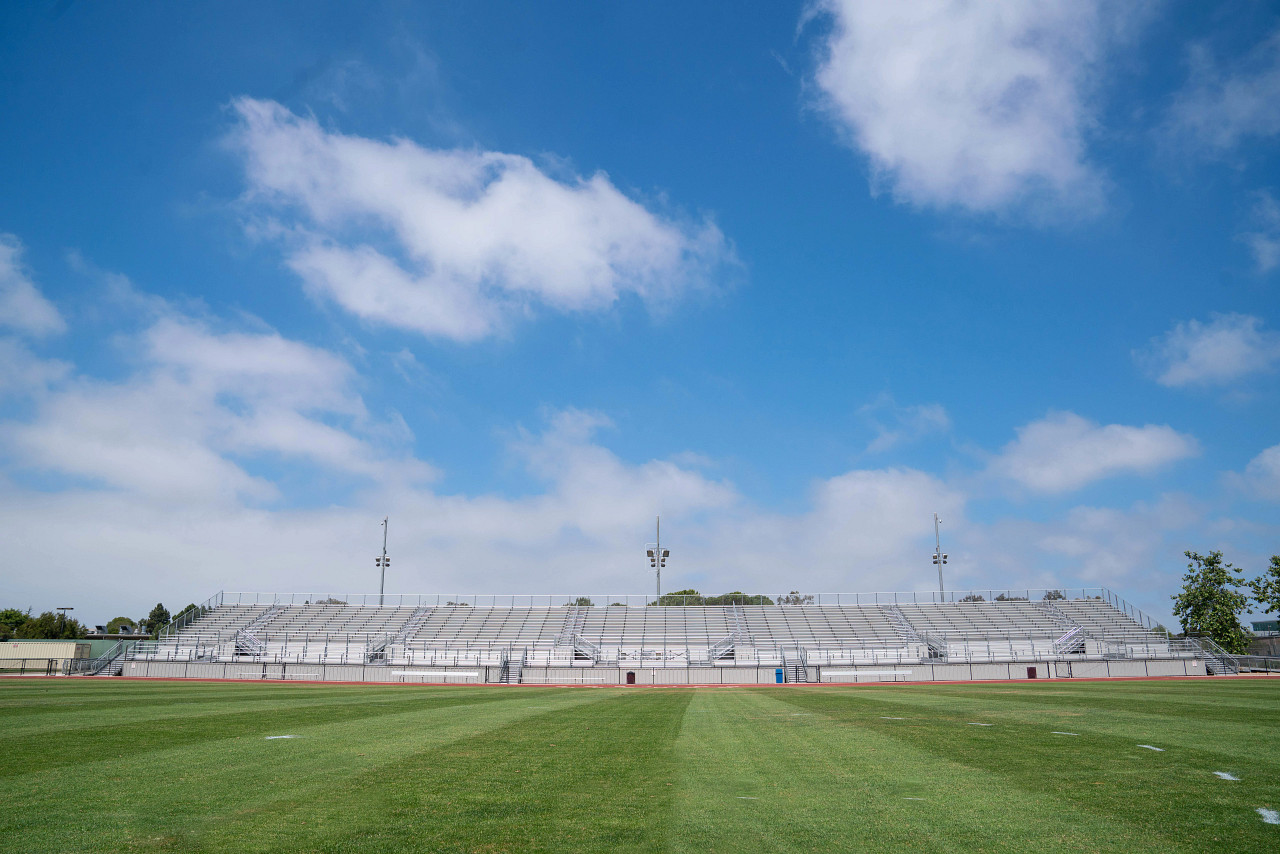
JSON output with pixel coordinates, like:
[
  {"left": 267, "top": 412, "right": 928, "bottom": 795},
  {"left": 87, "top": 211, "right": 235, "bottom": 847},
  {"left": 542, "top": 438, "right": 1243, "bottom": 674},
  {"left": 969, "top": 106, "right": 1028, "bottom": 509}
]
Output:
[
  {"left": 367, "top": 605, "right": 433, "bottom": 662},
  {"left": 731, "top": 604, "right": 754, "bottom": 645},
  {"left": 234, "top": 605, "right": 282, "bottom": 657},
  {"left": 81, "top": 640, "right": 129, "bottom": 676},
  {"left": 1038, "top": 601, "right": 1089, "bottom": 655},
  {"left": 556, "top": 606, "right": 587, "bottom": 645},
  {"left": 884, "top": 605, "right": 946, "bottom": 659},
  {"left": 783, "top": 648, "right": 808, "bottom": 683},
  {"left": 500, "top": 649, "right": 525, "bottom": 684},
  {"left": 1191, "top": 637, "right": 1240, "bottom": 674},
  {"left": 707, "top": 635, "right": 735, "bottom": 661},
  {"left": 571, "top": 634, "right": 603, "bottom": 663}
]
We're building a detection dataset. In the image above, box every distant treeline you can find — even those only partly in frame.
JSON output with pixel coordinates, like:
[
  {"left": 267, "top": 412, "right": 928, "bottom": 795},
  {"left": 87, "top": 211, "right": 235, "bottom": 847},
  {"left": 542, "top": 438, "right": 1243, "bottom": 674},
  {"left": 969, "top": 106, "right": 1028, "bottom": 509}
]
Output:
[
  {"left": 0, "top": 602, "right": 201, "bottom": 641},
  {"left": 0, "top": 609, "right": 88, "bottom": 641}
]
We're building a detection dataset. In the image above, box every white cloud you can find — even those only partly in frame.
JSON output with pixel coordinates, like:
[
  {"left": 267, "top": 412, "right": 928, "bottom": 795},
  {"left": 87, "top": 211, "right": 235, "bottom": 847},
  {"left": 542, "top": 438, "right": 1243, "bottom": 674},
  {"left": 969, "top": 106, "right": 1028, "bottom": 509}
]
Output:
[
  {"left": 858, "top": 393, "right": 950, "bottom": 453},
  {"left": 229, "top": 98, "right": 731, "bottom": 341},
  {"left": 3, "top": 310, "right": 432, "bottom": 504},
  {"left": 0, "top": 337, "right": 71, "bottom": 397},
  {"left": 1239, "top": 444, "right": 1280, "bottom": 501},
  {"left": 0, "top": 234, "right": 65, "bottom": 336},
  {"left": 809, "top": 0, "right": 1133, "bottom": 215},
  {"left": 962, "top": 494, "right": 1204, "bottom": 621},
  {"left": 1167, "top": 31, "right": 1280, "bottom": 154},
  {"left": 989, "top": 412, "right": 1198, "bottom": 494},
  {"left": 1241, "top": 191, "right": 1280, "bottom": 274},
  {"left": 0, "top": 387, "right": 966, "bottom": 616},
  {"left": 1136, "top": 313, "right": 1280, "bottom": 387}
]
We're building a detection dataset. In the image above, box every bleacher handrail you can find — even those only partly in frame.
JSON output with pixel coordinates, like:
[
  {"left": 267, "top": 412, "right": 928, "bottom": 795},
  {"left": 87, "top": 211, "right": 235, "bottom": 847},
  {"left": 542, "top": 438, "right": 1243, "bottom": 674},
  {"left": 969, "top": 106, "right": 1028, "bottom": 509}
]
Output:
[{"left": 214, "top": 588, "right": 1116, "bottom": 608}]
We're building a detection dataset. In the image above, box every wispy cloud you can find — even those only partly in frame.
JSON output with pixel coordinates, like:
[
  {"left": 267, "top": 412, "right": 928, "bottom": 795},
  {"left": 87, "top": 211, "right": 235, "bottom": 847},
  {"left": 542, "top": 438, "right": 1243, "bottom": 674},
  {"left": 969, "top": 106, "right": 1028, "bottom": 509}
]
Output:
[
  {"left": 1166, "top": 31, "right": 1280, "bottom": 156},
  {"left": 0, "top": 234, "right": 65, "bottom": 337},
  {"left": 1241, "top": 191, "right": 1280, "bottom": 274},
  {"left": 228, "top": 98, "right": 733, "bottom": 342},
  {"left": 859, "top": 393, "right": 950, "bottom": 453},
  {"left": 1135, "top": 313, "right": 1280, "bottom": 387},
  {"left": 1235, "top": 443, "right": 1280, "bottom": 501}
]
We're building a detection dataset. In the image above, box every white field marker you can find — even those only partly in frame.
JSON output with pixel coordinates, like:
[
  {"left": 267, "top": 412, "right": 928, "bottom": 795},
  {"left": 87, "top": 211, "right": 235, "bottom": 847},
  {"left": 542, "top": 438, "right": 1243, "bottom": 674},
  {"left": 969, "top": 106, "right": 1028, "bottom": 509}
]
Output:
[
  {"left": 968, "top": 722, "right": 994, "bottom": 726},
  {"left": 1137, "top": 745, "right": 1164, "bottom": 752},
  {"left": 1051, "top": 732, "right": 1079, "bottom": 736},
  {"left": 903, "top": 797, "right": 925, "bottom": 800},
  {"left": 1214, "top": 772, "right": 1240, "bottom": 781},
  {"left": 1258, "top": 808, "right": 1279, "bottom": 825},
  {"left": 265, "top": 735, "right": 298, "bottom": 740},
  {"left": 737, "top": 797, "right": 758, "bottom": 800},
  {"left": 880, "top": 716, "right": 905, "bottom": 720}
]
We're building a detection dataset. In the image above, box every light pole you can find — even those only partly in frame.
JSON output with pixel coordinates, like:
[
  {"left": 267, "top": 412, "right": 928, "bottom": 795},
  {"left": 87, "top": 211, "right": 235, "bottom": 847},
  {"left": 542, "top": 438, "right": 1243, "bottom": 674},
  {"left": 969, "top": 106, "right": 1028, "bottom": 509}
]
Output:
[
  {"left": 375, "top": 517, "right": 390, "bottom": 606},
  {"left": 932, "top": 513, "right": 948, "bottom": 597},
  {"left": 56, "top": 606, "right": 73, "bottom": 636},
  {"left": 645, "top": 516, "right": 669, "bottom": 603}
]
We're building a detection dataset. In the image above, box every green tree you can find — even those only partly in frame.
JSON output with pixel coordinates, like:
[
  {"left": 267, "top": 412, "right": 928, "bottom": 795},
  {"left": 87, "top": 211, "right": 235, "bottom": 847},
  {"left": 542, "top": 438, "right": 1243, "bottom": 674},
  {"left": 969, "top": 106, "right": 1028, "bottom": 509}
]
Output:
[
  {"left": 144, "top": 603, "right": 171, "bottom": 639},
  {"left": 106, "top": 616, "right": 135, "bottom": 634},
  {"left": 1042, "top": 590, "right": 1066, "bottom": 601},
  {"left": 959, "top": 594, "right": 985, "bottom": 602},
  {"left": 0, "top": 608, "right": 30, "bottom": 638},
  {"left": 566, "top": 597, "right": 594, "bottom": 607},
  {"left": 653, "top": 589, "right": 704, "bottom": 606},
  {"left": 14, "top": 611, "right": 87, "bottom": 639},
  {"left": 1171, "top": 550, "right": 1251, "bottom": 654},
  {"left": 1249, "top": 555, "right": 1280, "bottom": 616},
  {"left": 779, "top": 591, "right": 815, "bottom": 605},
  {"left": 704, "top": 592, "right": 775, "bottom": 606}
]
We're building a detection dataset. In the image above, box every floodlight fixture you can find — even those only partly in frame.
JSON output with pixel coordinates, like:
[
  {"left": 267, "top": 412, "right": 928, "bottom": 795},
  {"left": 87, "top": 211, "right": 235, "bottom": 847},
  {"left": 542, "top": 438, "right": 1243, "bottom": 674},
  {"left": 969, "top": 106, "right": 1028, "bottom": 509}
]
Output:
[
  {"left": 645, "top": 516, "right": 670, "bottom": 600},
  {"left": 377, "top": 516, "right": 390, "bottom": 606},
  {"left": 932, "top": 513, "right": 946, "bottom": 596}
]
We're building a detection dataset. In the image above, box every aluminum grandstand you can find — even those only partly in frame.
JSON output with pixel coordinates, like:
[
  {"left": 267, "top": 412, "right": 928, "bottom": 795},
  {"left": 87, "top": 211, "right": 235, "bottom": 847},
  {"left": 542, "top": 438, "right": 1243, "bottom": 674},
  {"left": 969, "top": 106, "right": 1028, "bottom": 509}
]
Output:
[{"left": 86, "top": 588, "right": 1237, "bottom": 683}]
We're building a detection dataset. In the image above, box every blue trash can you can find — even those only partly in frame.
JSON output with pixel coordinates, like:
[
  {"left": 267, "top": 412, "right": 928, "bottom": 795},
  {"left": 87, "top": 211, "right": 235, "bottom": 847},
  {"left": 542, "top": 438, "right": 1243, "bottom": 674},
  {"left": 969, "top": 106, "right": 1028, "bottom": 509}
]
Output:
[{"left": 775, "top": 668, "right": 784, "bottom": 684}]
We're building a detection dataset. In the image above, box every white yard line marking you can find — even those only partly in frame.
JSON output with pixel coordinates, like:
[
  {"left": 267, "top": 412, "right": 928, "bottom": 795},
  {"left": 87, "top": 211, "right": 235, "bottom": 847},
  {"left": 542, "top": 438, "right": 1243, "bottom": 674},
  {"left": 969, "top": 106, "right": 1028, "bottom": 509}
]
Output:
[
  {"left": 265, "top": 735, "right": 298, "bottom": 740},
  {"left": 967, "top": 722, "right": 994, "bottom": 726},
  {"left": 1051, "top": 732, "right": 1079, "bottom": 736},
  {"left": 903, "top": 797, "right": 925, "bottom": 800},
  {"left": 1214, "top": 772, "right": 1240, "bottom": 781},
  {"left": 737, "top": 797, "right": 758, "bottom": 800},
  {"left": 1258, "top": 808, "right": 1279, "bottom": 825},
  {"left": 1137, "top": 745, "right": 1164, "bottom": 751},
  {"left": 880, "top": 716, "right": 905, "bottom": 720}
]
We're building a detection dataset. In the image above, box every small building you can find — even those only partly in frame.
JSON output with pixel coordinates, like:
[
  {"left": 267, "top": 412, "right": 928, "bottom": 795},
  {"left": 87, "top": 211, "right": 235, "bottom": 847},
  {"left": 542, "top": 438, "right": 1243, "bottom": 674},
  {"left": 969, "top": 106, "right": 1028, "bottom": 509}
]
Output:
[
  {"left": 0, "top": 640, "right": 92, "bottom": 675},
  {"left": 1251, "top": 619, "right": 1279, "bottom": 637}
]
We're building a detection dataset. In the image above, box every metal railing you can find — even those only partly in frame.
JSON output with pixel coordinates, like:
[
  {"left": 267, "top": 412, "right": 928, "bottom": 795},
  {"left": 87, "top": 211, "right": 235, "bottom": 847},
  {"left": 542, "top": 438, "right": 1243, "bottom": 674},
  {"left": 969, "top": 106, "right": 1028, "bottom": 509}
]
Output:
[
  {"left": 157, "top": 592, "right": 224, "bottom": 640},
  {"left": 1236, "top": 655, "right": 1280, "bottom": 673},
  {"left": 212, "top": 588, "right": 1119, "bottom": 608}
]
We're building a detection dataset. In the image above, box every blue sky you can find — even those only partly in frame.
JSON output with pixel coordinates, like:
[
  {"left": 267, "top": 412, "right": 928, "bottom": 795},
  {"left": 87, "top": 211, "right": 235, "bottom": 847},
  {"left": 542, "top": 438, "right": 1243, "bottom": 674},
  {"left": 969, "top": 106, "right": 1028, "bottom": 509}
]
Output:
[{"left": 1, "top": 1, "right": 1279, "bottom": 626}]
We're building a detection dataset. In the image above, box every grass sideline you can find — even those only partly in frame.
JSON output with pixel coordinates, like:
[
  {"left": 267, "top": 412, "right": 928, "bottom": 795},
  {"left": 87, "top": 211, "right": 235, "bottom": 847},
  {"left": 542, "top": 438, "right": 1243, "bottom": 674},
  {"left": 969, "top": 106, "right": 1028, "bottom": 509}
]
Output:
[{"left": 0, "top": 679, "right": 1276, "bottom": 852}]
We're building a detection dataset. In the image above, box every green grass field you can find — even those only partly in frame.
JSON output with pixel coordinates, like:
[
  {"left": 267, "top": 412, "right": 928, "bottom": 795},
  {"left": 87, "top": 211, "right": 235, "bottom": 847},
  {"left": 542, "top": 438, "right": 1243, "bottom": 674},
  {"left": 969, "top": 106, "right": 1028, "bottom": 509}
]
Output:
[{"left": 1, "top": 678, "right": 1278, "bottom": 853}]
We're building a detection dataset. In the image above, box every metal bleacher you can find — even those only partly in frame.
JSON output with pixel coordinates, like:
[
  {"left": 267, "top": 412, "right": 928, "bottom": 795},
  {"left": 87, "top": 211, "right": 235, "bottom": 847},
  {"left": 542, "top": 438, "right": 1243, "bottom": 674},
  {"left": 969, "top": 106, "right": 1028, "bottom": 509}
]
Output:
[{"left": 125, "top": 588, "right": 1187, "bottom": 676}]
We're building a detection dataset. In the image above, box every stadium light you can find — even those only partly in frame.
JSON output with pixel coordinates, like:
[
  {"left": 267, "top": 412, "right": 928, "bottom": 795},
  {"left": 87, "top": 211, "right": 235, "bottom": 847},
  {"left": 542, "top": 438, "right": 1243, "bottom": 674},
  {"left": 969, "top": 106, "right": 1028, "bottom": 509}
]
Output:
[
  {"left": 932, "top": 513, "right": 946, "bottom": 596},
  {"left": 376, "top": 517, "right": 390, "bottom": 606},
  {"left": 645, "top": 516, "right": 669, "bottom": 601}
]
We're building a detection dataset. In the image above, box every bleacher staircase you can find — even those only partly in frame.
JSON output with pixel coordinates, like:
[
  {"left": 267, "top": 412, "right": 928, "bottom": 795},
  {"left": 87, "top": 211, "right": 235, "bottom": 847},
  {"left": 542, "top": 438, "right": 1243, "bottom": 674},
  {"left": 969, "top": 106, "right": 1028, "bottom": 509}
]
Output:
[
  {"left": 783, "top": 648, "right": 808, "bottom": 683},
  {"left": 234, "top": 605, "right": 282, "bottom": 657},
  {"left": 367, "top": 606, "right": 433, "bottom": 662},
  {"left": 500, "top": 649, "right": 525, "bottom": 684}
]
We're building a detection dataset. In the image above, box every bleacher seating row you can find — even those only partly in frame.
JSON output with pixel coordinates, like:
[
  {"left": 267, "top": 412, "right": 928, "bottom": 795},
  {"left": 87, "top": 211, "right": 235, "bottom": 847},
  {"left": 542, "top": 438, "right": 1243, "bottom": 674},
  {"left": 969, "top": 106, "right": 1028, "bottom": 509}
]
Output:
[{"left": 126, "top": 593, "right": 1176, "bottom": 670}]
